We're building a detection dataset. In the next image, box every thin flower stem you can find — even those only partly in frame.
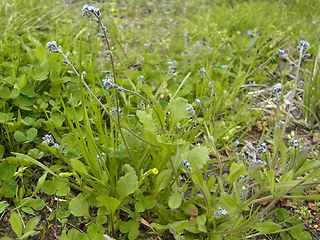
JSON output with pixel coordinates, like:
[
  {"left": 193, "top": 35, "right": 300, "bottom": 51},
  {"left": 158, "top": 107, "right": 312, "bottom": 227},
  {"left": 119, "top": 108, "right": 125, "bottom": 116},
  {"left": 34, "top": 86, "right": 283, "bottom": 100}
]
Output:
[{"left": 281, "top": 46, "right": 304, "bottom": 137}]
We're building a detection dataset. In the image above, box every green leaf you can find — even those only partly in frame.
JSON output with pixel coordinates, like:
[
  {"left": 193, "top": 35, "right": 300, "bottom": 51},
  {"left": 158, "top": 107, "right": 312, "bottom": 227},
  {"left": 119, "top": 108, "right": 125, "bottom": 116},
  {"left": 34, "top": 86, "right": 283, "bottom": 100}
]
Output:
[
  {"left": 254, "top": 221, "right": 281, "bottom": 234},
  {"left": 0, "top": 163, "right": 16, "bottom": 180},
  {"left": 33, "top": 65, "right": 49, "bottom": 81},
  {"left": 0, "top": 144, "right": 4, "bottom": 157},
  {"left": 294, "top": 160, "right": 320, "bottom": 178},
  {"left": 136, "top": 110, "right": 157, "bottom": 133},
  {"left": 169, "top": 97, "right": 190, "bottom": 127},
  {"left": 184, "top": 146, "right": 209, "bottom": 170},
  {"left": 70, "top": 159, "right": 88, "bottom": 175},
  {"left": 0, "top": 201, "right": 9, "bottom": 214},
  {"left": 26, "top": 128, "right": 37, "bottom": 141},
  {"left": 69, "top": 194, "right": 90, "bottom": 217},
  {"left": 96, "top": 196, "right": 120, "bottom": 216},
  {"left": 24, "top": 216, "right": 40, "bottom": 235},
  {"left": 119, "top": 220, "right": 139, "bottom": 240},
  {"left": 153, "top": 102, "right": 165, "bottom": 128},
  {"left": 229, "top": 161, "right": 247, "bottom": 184},
  {"left": 12, "top": 153, "right": 57, "bottom": 176},
  {"left": 168, "top": 192, "right": 183, "bottom": 209},
  {"left": 9, "top": 211, "right": 22, "bottom": 238},
  {"left": 116, "top": 172, "right": 138, "bottom": 200},
  {"left": 290, "top": 228, "right": 311, "bottom": 240},
  {"left": 154, "top": 169, "right": 172, "bottom": 194},
  {"left": 268, "top": 170, "right": 275, "bottom": 194},
  {"left": 42, "top": 180, "right": 57, "bottom": 195},
  {"left": 1, "top": 179, "right": 18, "bottom": 198},
  {"left": 14, "top": 131, "right": 27, "bottom": 142}
]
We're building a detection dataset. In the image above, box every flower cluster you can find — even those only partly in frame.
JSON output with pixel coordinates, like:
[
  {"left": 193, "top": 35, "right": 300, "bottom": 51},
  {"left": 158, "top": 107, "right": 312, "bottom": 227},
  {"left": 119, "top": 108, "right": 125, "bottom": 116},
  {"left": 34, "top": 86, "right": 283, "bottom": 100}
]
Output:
[
  {"left": 96, "top": 152, "right": 106, "bottom": 163},
  {"left": 298, "top": 40, "right": 311, "bottom": 54},
  {"left": 186, "top": 106, "right": 195, "bottom": 115},
  {"left": 199, "top": 67, "right": 206, "bottom": 73},
  {"left": 182, "top": 160, "right": 192, "bottom": 171},
  {"left": 42, "top": 134, "right": 59, "bottom": 149},
  {"left": 194, "top": 98, "right": 200, "bottom": 106},
  {"left": 168, "top": 61, "right": 176, "bottom": 73},
  {"left": 47, "top": 41, "right": 59, "bottom": 53},
  {"left": 257, "top": 142, "right": 267, "bottom": 154},
  {"left": 214, "top": 207, "right": 229, "bottom": 219},
  {"left": 276, "top": 120, "right": 285, "bottom": 128},
  {"left": 82, "top": 5, "right": 100, "bottom": 20},
  {"left": 289, "top": 139, "right": 299, "bottom": 149},
  {"left": 102, "top": 75, "right": 118, "bottom": 90}
]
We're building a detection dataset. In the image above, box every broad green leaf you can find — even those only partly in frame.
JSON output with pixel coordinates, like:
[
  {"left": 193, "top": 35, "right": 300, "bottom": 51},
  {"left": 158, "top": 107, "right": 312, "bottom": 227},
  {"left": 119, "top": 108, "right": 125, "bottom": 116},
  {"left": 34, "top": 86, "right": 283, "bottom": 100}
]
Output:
[
  {"left": 119, "top": 220, "right": 140, "bottom": 240},
  {"left": 229, "top": 161, "right": 247, "bottom": 184},
  {"left": 168, "top": 192, "right": 183, "bottom": 209},
  {"left": 136, "top": 110, "right": 157, "bottom": 133},
  {"left": 183, "top": 146, "right": 209, "bottom": 170},
  {"left": 168, "top": 220, "right": 188, "bottom": 233},
  {"left": 69, "top": 194, "right": 90, "bottom": 217},
  {"left": 0, "top": 86, "right": 10, "bottom": 99},
  {"left": 96, "top": 196, "right": 120, "bottom": 215},
  {"left": 1, "top": 179, "right": 18, "bottom": 198},
  {"left": 221, "top": 193, "right": 241, "bottom": 209},
  {"left": 9, "top": 211, "right": 22, "bottom": 238},
  {"left": 26, "top": 128, "right": 37, "bottom": 141},
  {"left": 294, "top": 160, "right": 320, "bottom": 178},
  {"left": 20, "top": 85, "right": 35, "bottom": 97},
  {"left": 154, "top": 169, "right": 172, "bottom": 194},
  {"left": 181, "top": 202, "right": 198, "bottom": 216},
  {"left": 33, "top": 65, "right": 49, "bottom": 81},
  {"left": 70, "top": 159, "right": 88, "bottom": 175},
  {"left": 0, "top": 163, "right": 16, "bottom": 180},
  {"left": 116, "top": 172, "right": 138, "bottom": 200},
  {"left": 290, "top": 228, "right": 312, "bottom": 240},
  {"left": 42, "top": 180, "right": 57, "bottom": 195},
  {"left": 0, "top": 201, "right": 9, "bottom": 214},
  {"left": 0, "top": 112, "right": 14, "bottom": 123},
  {"left": 14, "top": 131, "right": 26, "bottom": 142},
  {"left": 168, "top": 97, "right": 190, "bottom": 127},
  {"left": 254, "top": 221, "right": 281, "bottom": 234},
  {"left": 24, "top": 216, "right": 40, "bottom": 235}
]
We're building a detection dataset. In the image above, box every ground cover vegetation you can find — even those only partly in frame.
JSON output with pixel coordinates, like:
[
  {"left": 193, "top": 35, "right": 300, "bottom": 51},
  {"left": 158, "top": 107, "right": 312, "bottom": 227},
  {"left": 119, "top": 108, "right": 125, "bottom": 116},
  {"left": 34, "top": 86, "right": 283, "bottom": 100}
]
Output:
[{"left": 1, "top": 0, "right": 320, "bottom": 239}]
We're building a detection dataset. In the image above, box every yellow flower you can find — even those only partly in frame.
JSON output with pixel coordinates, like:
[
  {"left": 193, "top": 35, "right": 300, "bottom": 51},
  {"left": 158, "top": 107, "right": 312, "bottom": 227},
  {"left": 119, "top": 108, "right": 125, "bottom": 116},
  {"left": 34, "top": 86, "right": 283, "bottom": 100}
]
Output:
[{"left": 152, "top": 168, "right": 159, "bottom": 175}]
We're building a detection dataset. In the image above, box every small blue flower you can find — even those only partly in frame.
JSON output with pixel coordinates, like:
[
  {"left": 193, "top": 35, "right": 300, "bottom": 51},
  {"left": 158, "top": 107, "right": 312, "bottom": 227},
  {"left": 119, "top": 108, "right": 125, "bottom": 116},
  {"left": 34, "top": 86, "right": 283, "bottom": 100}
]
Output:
[
  {"left": 199, "top": 67, "right": 206, "bottom": 73},
  {"left": 186, "top": 106, "right": 195, "bottom": 115},
  {"left": 221, "top": 64, "right": 228, "bottom": 69},
  {"left": 257, "top": 143, "right": 267, "bottom": 154},
  {"left": 194, "top": 98, "right": 200, "bottom": 106},
  {"left": 289, "top": 139, "right": 299, "bottom": 149},
  {"left": 220, "top": 209, "right": 228, "bottom": 215},
  {"left": 138, "top": 75, "right": 144, "bottom": 81},
  {"left": 183, "top": 160, "right": 191, "bottom": 167},
  {"left": 241, "top": 186, "right": 247, "bottom": 191},
  {"left": 47, "top": 41, "right": 58, "bottom": 53},
  {"left": 277, "top": 49, "right": 285, "bottom": 56},
  {"left": 207, "top": 46, "right": 214, "bottom": 50},
  {"left": 235, "top": 140, "right": 240, "bottom": 145},
  {"left": 144, "top": 43, "right": 150, "bottom": 47},
  {"left": 54, "top": 143, "right": 59, "bottom": 149},
  {"left": 298, "top": 40, "right": 311, "bottom": 53},
  {"left": 276, "top": 120, "right": 285, "bottom": 128}
]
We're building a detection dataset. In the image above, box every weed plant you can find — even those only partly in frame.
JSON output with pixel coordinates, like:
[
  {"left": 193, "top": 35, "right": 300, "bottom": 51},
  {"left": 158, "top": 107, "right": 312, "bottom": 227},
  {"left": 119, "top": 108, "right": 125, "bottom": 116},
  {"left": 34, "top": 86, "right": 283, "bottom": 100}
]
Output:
[{"left": 1, "top": 0, "right": 320, "bottom": 239}]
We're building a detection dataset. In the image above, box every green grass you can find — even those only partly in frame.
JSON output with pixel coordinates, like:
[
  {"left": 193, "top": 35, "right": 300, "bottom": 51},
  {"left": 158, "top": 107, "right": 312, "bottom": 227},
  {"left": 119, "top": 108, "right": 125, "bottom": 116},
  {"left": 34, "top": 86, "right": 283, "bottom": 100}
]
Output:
[{"left": 0, "top": 0, "right": 320, "bottom": 239}]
